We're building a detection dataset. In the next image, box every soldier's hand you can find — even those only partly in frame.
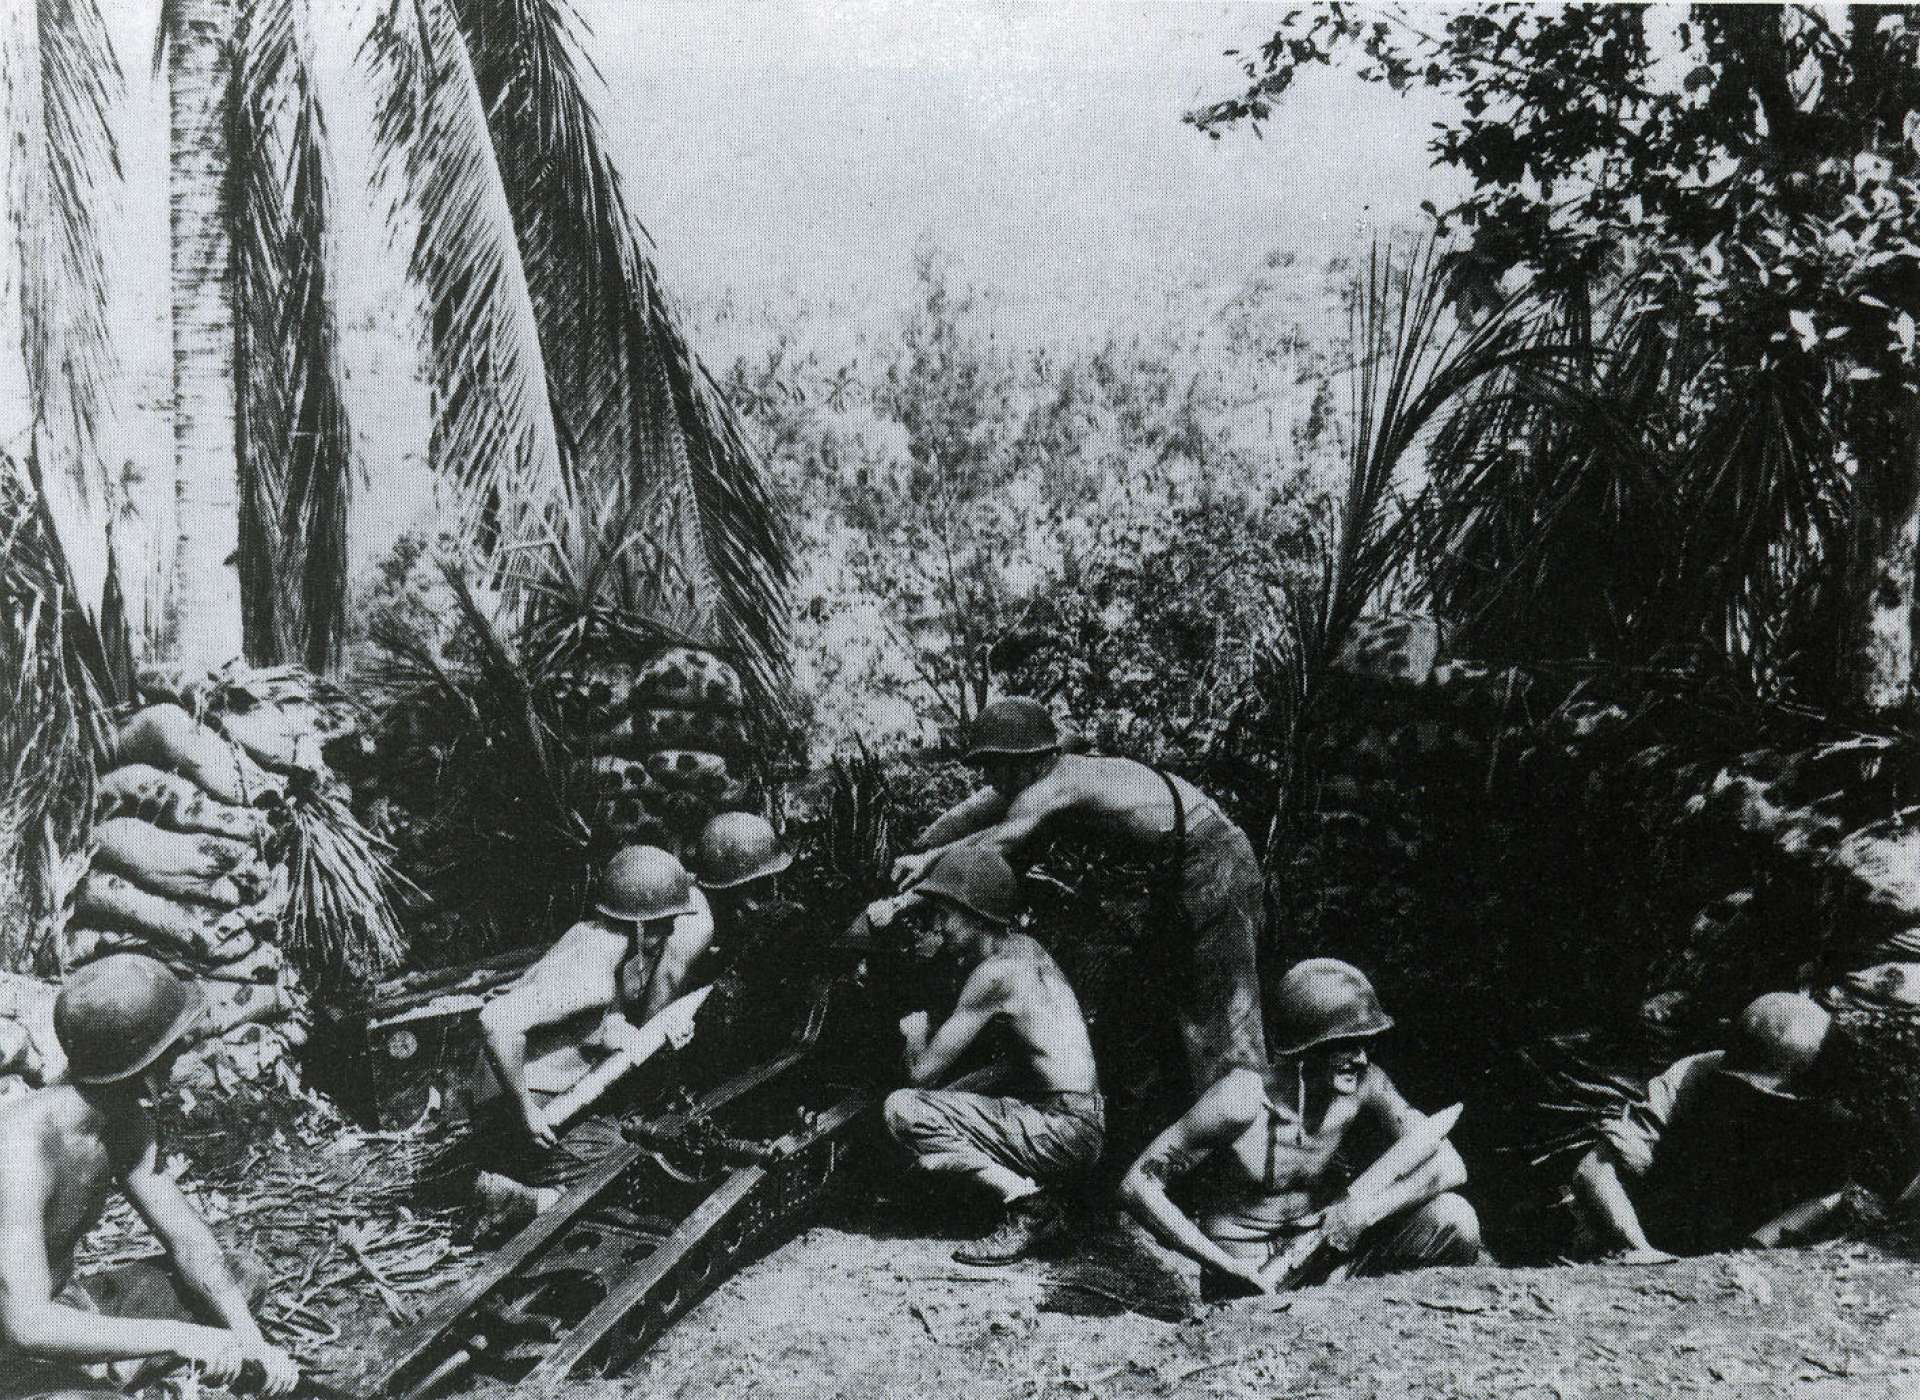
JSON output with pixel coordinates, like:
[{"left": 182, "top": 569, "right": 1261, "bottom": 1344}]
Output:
[
  {"left": 524, "top": 1104, "right": 559, "bottom": 1150},
  {"left": 1319, "top": 1199, "right": 1367, "bottom": 1254},
  {"left": 243, "top": 1338, "right": 302, "bottom": 1396},
  {"left": 898, "top": 1011, "right": 930, "bottom": 1046},
  {"left": 177, "top": 1328, "right": 248, "bottom": 1384},
  {"left": 891, "top": 852, "right": 931, "bottom": 888},
  {"left": 1224, "top": 1259, "right": 1275, "bottom": 1297},
  {"left": 1615, "top": 1246, "right": 1677, "bottom": 1266}
]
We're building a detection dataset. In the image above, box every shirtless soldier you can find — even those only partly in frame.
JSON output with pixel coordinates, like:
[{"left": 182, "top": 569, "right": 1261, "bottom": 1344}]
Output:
[
  {"left": 475, "top": 844, "right": 716, "bottom": 1217},
  {"left": 883, "top": 847, "right": 1105, "bottom": 1266},
  {"left": 892, "top": 697, "right": 1265, "bottom": 1090},
  {"left": 1120, "top": 959, "right": 1482, "bottom": 1300},
  {"left": 0, "top": 955, "right": 300, "bottom": 1397}
]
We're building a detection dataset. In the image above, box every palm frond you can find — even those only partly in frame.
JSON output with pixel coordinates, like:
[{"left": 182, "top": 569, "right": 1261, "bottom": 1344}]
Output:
[
  {"left": 1255, "top": 235, "right": 1556, "bottom": 832},
  {"left": 362, "top": 0, "right": 568, "bottom": 553},
  {"left": 445, "top": 0, "right": 796, "bottom": 716},
  {"left": 3, "top": 0, "right": 124, "bottom": 512}
]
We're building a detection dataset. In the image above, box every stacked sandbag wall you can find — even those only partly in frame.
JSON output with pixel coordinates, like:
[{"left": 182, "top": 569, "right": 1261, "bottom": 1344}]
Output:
[
  {"left": 556, "top": 645, "right": 756, "bottom": 857},
  {"left": 59, "top": 681, "right": 339, "bottom": 1091}
]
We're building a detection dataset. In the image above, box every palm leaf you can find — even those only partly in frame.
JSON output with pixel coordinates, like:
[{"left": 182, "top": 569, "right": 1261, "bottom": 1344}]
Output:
[
  {"left": 362, "top": 0, "right": 569, "bottom": 554},
  {"left": 444, "top": 0, "right": 796, "bottom": 716},
  {"left": 2, "top": 0, "right": 123, "bottom": 514}
]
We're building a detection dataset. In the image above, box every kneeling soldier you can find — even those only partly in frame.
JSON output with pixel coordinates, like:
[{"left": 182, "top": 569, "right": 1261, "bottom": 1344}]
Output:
[
  {"left": 0, "top": 956, "right": 300, "bottom": 1397},
  {"left": 1570, "top": 992, "right": 1848, "bottom": 1261},
  {"left": 1121, "top": 958, "right": 1483, "bottom": 1300},
  {"left": 883, "top": 847, "right": 1105, "bottom": 1265},
  {"left": 474, "top": 845, "right": 715, "bottom": 1220}
]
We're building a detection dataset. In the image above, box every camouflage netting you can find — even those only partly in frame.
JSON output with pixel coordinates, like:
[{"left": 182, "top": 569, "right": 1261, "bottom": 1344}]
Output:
[{"left": 1278, "top": 615, "right": 1920, "bottom": 1254}]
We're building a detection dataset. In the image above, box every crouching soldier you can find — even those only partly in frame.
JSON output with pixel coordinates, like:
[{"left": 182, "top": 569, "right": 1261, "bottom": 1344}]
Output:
[
  {"left": 474, "top": 845, "right": 715, "bottom": 1221},
  {"left": 1121, "top": 958, "right": 1483, "bottom": 1301},
  {"left": 1570, "top": 992, "right": 1849, "bottom": 1262},
  {"left": 0, "top": 955, "right": 300, "bottom": 1397},
  {"left": 685, "top": 813, "right": 828, "bottom": 1069},
  {"left": 883, "top": 847, "right": 1105, "bottom": 1266}
]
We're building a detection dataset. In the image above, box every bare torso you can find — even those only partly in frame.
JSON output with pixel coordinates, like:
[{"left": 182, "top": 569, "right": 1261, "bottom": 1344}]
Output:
[
  {"left": 1200, "top": 1068, "right": 1400, "bottom": 1241},
  {"left": 974, "top": 933, "right": 1099, "bottom": 1096},
  {"left": 0, "top": 1085, "right": 143, "bottom": 1295}
]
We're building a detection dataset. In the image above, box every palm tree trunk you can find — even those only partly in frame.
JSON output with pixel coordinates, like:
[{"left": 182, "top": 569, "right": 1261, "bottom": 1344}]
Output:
[
  {"left": 1850, "top": 402, "right": 1920, "bottom": 713},
  {"left": 168, "top": 0, "right": 242, "bottom": 675}
]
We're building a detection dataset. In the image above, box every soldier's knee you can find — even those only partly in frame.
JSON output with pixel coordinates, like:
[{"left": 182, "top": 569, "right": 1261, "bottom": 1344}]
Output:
[
  {"left": 883, "top": 1088, "right": 930, "bottom": 1140},
  {"left": 1422, "top": 1192, "right": 1483, "bottom": 1252}
]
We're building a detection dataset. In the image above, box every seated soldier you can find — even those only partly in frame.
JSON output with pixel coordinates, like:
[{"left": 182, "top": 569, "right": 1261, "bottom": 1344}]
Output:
[
  {"left": 473, "top": 845, "right": 716, "bottom": 1221},
  {"left": 1121, "top": 958, "right": 1483, "bottom": 1301},
  {"left": 1570, "top": 992, "right": 1849, "bottom": 1262},
  {"left": 0, "top": 955, "right": 300, "bottom": 1398},
  {"left": 685, "top": 813, "right": 828, "bottom": 1066},
  {"left": 882, "top": 847, "right": 1105, "bottom": 1266}
]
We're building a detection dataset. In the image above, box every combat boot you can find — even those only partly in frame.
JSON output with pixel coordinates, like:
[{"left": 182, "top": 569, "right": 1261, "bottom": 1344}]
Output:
[{"left": 953, "top": 1190, "right": 1065, "bottom": 1266}]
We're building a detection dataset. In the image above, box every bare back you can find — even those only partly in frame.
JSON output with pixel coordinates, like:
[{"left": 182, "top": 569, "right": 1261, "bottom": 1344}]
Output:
[
  {"left": 0, "top": 1085, "right": 143, "bottom": 1299},
  {"left": 1010, "top": 754, "right": 1210, "bottom": 852},
  {"left": 972, "top": 933, "right": 1099, "bottom": 1096}
]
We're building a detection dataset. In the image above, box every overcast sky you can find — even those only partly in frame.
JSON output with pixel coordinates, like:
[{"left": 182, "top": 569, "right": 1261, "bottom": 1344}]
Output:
[{"left": 585, "top": 1, "right": 1465, "bottom": 337}]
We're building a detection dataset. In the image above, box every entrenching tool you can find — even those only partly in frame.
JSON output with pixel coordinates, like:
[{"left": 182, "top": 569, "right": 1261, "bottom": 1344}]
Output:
[
  {"left": 368, "top": 986, "right": 873, "bottom": 1398},
  {"left": 1260, "top": 1102, "right": 1465, "bottom": 1290}
]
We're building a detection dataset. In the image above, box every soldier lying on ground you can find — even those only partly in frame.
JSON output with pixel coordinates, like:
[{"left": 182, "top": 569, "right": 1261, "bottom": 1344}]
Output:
[
  {"left": 471, "top": 845, "right": 715, "bottom": 1222},
  {"left": 1570, "top": 992, "right": 1851, "bottom": 1262},
  {"left": 0, "top": 955, "right": 300, "bottom": 1397},
  {"left": 1120, "top": 959, "right": 1484, "bottom": 1300},
  {"left": 891, "top": 697, "right": 1266, "bottom": 1091},
  {"left": 883, "top": 847, "right": 1106, "bottom": 1266}
]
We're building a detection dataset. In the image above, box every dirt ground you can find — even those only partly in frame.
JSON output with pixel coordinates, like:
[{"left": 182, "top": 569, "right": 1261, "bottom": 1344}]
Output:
[
  {"left": 618, "top": 1219, "right": 1920, "bottom": 1400},
  {"left": 94, "top": 1112, "right": 1920, "bottom": 1400}
]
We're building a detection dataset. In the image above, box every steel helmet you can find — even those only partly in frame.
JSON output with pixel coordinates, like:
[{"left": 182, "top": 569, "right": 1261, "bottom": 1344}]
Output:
[
  {"left": 691, "top": 812, "right": 793, "bottom": 891},
  {"left": 1271, "top": 958, "right": 1394, "bottom": 1056},
  {"left": 595, "top": 845, "right": 696, "bottom": 923},
  {"left": 911, "top": 846, "right": 1021, "bottom": 926},
  {"left": 964, "top": 698, "right": 1061, "bottom": 763},
  {"left": 54, "top": 954, "right": 209, "bottom": 1085},
  {"left": 1719, "top": 992, "right": 1829, "bottom": 1100}
]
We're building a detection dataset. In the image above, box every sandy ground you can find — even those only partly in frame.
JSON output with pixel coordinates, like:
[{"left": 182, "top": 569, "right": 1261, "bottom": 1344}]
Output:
[
  {"left": 618, "top": 1220, "right": 1920, "bottom": 1400},
  {"left": 98, "top": 1115, "right": 1920, "bottom": 1400}
]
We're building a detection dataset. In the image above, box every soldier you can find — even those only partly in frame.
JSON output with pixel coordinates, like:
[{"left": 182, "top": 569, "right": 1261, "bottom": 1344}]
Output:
[
  {"left": 685, "top": 813, "right": 827, "bottom": 1065},
  {"left": 0, "top": 955, "right": 300, "bottom": 1397},
  {"left": 1570, "top": 992, "right": 1850, "bottom": 1261},
  {"left": 892, "top": 697, "right": 1266, "bottom": 1090},
  {"left": 883, "top": 847, "right": 1105, "bottom": 1266},
  {"left": 1120, "top": 959, "right": 1482, "bottom": 1300},
  {"left": 474, "top": 845, "right": 716, "bottom": 1219}
]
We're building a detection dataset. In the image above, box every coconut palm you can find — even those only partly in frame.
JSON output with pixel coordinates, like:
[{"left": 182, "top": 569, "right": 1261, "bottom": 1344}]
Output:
[{"left": 8, "top": 0, "right": 793, "bottom": 697}]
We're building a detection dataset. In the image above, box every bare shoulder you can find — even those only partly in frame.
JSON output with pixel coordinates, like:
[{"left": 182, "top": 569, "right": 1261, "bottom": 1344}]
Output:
[
  {"left": 542, "top": 919, "right": 626, "bottom": 969},
  {"left": 1192, "top": 1066, "right": 1267, "bottom": 1132}
]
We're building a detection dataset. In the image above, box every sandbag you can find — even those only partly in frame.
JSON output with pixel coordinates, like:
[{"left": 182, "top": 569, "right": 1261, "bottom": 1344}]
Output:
[
  {"left": 73, "top": 872, "right": 270, "bottom": 962},
  {"left": 644, "top": 749, "right": 731, "bottom": 796},
  {"left": 96, "top": 764, "right": 272, "bottom": 844},
  {"left": 211, "top": 704, "right": 323, "bottom": 776},
  {"left": 628, "top": 706, "right": 750, "bottom": 759},
  {"left": 91, "top": 818, "right": 270, "bottom": 908},
  {"left": 633, "top": 647, "right": 743, "bottom": 710},
  {"left": 114, "top": 705, "right": 285, "bottom": 807}
]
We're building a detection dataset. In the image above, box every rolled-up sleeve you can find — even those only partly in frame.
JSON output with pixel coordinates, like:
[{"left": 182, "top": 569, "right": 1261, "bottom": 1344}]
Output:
[{"left": 1598, "top": 1052, "right": 1724, "bottom": 1178}]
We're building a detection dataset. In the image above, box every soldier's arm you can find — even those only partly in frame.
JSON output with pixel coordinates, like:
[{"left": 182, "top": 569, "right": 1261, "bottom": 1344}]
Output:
[
  {"left": 898, "top": 775, "right": 1075, "bottom": 888},
  {"left": 1328, "top": 1073, "right": 1467, "bottom": 1243},
  {"left": 124, "top": 1141, "right": 299, "bottom": 1393},
  {"left": 902, "top": 962, "right": 1008, "bottom": 1086},
  {"left": 641, "top": 903, "right": 719, "bottom": 1023},
  {"left": 916, "top": 787, "right": 1013, "bottom": 849},
  {"left": 481, "top": 928, "right": 617, "bottom": 1144},
  {"left": 1118, "top": 1071, "right": 1273, "bottom": 1290},
  {"left": 0, "top": 1129, "right": 243, "bottom": 1383}
]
